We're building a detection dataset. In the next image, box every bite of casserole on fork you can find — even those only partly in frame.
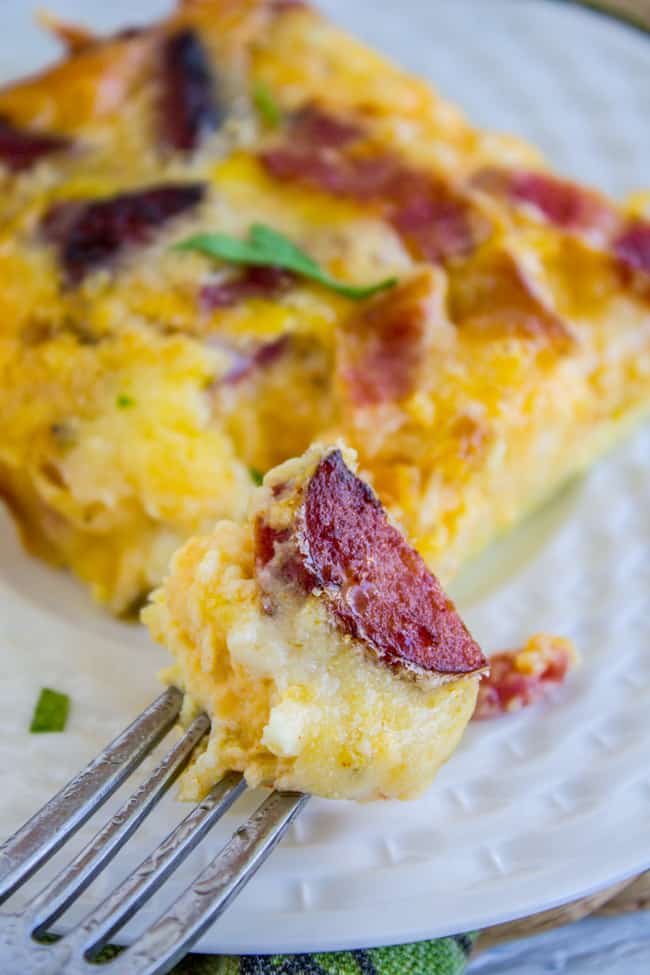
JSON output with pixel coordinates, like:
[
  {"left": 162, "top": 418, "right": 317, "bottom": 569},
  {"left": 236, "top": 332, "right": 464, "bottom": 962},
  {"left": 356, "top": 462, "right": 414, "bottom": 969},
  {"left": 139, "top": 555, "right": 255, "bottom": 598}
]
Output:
[{"left": 144, "top": 442, "right": 487, "bottom": 801}]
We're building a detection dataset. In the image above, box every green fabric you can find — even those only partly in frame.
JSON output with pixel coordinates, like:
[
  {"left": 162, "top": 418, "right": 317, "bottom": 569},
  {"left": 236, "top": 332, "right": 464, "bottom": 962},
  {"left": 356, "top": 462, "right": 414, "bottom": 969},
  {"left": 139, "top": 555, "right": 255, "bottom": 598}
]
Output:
[
  {"left": 35, "top": 932, "right": 477, "bottom": 972},
  {"left": 169, "top": 934, "right": 477, "bottom": 974}
]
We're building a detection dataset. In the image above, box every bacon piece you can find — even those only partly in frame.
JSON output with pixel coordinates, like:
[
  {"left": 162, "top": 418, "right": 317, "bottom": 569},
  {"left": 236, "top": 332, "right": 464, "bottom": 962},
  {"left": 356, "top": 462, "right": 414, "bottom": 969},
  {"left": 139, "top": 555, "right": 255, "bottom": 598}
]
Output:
[
  {"left": 613, "top": 219, "right": 650, "bottom": 277},
  {"left": 261, "top": 146, "right": 399, "bottom": 199},
  {"left": 200, "top": 266, "right": 294, "bottom": 310},
  {"left": 159, "top": 29, "right": 221, "bottom": 152},
  {"left": 448, "top": 250, "right": 572, "bottom": 345},
  {"left": 255, "top": 518, "right": 313, "bottom": 598},
  {"left": 260, "top": 102, "right": 396, "bottom": 200},
  {"left": 289, "top": 104, "right": 364, "bottom": 148},
  {"left": 261, "top": 129, "right": 488, "bottom": 262},
  {"left": 339, "top": 270, "right": 447, "bottom": 406},
  {"left": 42, "top": 183, "right": 205, "bottom": 284},
  {"left": 390, "top": 172, "right": 491, "bottom": 263},
  {"left": 263, "top": 104, "right": 364, "bottom": 180},
  {"left": 0, "top": 116, "right": 70, "bottom": 172},
  {"left": 255, "top": 520, "right": 288, "bottom": 572},
  {"left": 271, "top": 0, "right": 310, "bottom": 9},
  {"left": 473, "top": 634, "right": 576, "bottom": 720},
  {"left": 473, "top": 167, "right": 619, "bottom": 243},
  {"left": 257, "top": 450, "right": 486, "bottom": 679}
]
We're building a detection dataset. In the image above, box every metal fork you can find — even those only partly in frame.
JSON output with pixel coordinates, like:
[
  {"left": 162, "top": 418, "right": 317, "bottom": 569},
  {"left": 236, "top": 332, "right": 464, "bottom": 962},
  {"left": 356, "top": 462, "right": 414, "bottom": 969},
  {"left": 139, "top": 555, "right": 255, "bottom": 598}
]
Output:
[{"left": 0, "top": 686, "right": 308, "bottom": 974}]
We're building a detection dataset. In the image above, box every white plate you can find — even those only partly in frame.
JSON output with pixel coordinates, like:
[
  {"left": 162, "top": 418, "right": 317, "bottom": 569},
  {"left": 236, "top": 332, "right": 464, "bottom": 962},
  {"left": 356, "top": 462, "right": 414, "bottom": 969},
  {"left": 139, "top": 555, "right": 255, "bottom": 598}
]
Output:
[{"left": 1, "top": 0, "right": 650, "bottom": 955}]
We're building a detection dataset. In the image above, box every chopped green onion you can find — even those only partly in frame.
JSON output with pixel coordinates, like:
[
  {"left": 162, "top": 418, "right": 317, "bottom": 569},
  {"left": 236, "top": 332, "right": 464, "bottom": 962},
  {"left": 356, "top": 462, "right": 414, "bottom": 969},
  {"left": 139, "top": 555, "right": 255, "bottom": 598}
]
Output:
[
  {"left": 253, "top": 82, "right": 281, "bottom": 127},
  {"left": 116, "top": 394, "right": 135, "bottom": 409},
  {"left": 249, "top": 466, "right": 264, "bottom": 486},
  {"left": 175, "top": 224, "right": 397, "bottom": 301},
  {"left": 30, "top": 687, "right": 70, "bottom": 733}
]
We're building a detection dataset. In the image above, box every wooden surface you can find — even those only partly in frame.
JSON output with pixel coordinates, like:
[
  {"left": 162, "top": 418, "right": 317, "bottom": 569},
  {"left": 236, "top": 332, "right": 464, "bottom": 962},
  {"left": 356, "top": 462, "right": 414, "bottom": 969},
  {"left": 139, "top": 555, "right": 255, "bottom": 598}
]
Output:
[
  {"left": 599, "top": 0, "right": 650, "bottom": 22},
  {"left": 580, "top": 0, "right": 650, "bottom": 26},
  {"left": 474, "top": 872, "right": 650, "bottom": 955}
]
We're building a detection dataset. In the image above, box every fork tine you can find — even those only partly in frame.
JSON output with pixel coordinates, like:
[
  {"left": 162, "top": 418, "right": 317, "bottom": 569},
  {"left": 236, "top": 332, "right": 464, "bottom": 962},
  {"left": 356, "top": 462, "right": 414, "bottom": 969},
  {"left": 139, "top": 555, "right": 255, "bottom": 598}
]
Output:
[
  {"left": 106, "top": 792, "right": 309, "bottom": 975},
  {"left": 75, "top": 771, "right": 245, "bottom": 958},
  {"left": 24, "top": 713, "right": 210, "bottom": 936},
  {"left": 0, "top": 687, "right": 183, "bottom": 904}
]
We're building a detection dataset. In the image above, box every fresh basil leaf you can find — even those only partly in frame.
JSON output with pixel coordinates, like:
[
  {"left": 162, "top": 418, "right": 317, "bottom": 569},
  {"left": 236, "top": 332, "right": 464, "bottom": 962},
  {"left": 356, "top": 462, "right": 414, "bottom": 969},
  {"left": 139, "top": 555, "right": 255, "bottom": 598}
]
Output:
[
  {"left": 253, "top": 82, "right": 281, "bottom": 127},
  {"left": 175, "top": 232, "right": 270, "bottom": 266},
  {"left": 174, "top": 224, "right": 397, "bottom": 300},
  {"left": 249, "top": 224, "right": 321, "bottom": 273},
  {"left": 30, "top": 687, "right": 70, "bottom": 733}
]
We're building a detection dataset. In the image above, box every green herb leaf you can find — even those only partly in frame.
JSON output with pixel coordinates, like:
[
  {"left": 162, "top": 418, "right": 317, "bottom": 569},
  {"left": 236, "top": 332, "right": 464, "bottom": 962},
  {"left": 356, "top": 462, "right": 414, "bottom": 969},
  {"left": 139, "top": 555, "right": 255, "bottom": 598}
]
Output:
[
  {"left": 175, "top": 224, "right": 397, "bottom": 301},
  {"left": 249, "top": 466, "right": 264, "bottom": 486},
  {"left": 116, "top": 394, "right": 135, "bottom": 409},
  {"left": 253, "top": 82, "right": 281, "bottom": 127},
  {"left": 30, "top": 687, "right": 70, "bottom": 733}
]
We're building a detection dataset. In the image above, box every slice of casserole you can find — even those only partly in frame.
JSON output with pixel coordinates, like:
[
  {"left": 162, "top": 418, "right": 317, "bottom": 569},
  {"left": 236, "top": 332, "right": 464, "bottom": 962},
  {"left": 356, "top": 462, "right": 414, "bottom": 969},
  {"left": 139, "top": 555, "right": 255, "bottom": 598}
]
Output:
[
  {"left": 144, "top": 443, "right": 486, "bottom": 800},
  {"left": 1, "top": 0, "right": 650, "bottom": 611}
]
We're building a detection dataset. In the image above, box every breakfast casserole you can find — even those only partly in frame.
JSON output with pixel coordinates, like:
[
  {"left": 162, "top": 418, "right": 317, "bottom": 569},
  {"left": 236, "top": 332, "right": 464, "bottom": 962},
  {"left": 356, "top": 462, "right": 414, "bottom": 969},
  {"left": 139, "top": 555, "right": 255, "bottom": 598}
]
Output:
[
  {"left": 144, "top": 443, "right": 487, "bottom": 799},
  {"left": 1, "top": 0, "right": 650, "bottom": 617}
]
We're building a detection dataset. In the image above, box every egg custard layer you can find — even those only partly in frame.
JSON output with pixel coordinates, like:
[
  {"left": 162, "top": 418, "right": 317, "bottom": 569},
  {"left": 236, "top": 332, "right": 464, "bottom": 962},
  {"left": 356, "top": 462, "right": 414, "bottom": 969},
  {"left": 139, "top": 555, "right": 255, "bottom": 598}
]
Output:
[
  {"left": 1, "top": 0, "right": 650, "bottom": 612},
  {"left": 144, "top": 443, "right": 486, "bottom": 800}
]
